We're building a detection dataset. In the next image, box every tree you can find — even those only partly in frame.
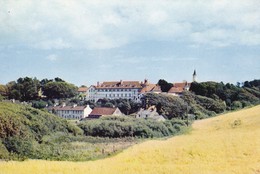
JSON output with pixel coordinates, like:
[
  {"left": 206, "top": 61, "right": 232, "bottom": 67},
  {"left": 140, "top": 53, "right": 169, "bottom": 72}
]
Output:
[
  {"left": 157, "top": 79, "right": 173, "bottom": 92},
  {"left": 54, "top": 77, "right": 65, "bottom": 82},
  {"left": 7, "top": 77, "right": 40, "bottom": 101},
  {"left": 42, "top": 81, "right": 77, "bottom": 99}
]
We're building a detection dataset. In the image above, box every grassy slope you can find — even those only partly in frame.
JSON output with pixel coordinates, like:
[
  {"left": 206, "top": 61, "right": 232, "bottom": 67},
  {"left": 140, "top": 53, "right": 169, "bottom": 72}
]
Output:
[{"left": 1, "top": 106, "right": 260, "bottom": 174}]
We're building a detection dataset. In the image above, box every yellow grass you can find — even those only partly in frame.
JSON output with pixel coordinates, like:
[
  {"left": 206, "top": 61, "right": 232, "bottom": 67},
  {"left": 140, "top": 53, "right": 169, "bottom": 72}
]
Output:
[{"left": 1, "top": 106, "right": 260, "bottom": 174}]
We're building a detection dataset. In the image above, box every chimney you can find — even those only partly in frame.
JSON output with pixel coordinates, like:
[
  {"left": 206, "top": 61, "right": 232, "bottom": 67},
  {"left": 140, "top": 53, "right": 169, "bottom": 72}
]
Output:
[
  {"left": 73, "top": 104, "right": 77, "bottom": 108},
  {"left": 62, "top": 103, "right": 66, "bottom": 107},
  {"left": 120, "top": 80, "right": 123, "bottom": 85}
]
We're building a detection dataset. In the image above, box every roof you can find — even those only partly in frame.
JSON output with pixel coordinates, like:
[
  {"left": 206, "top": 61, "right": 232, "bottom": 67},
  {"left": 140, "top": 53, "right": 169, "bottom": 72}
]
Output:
[
  {"left": 151, "top": 85, "right": 162, "bottom": 92},
  {"left": 89, "top": 107, "right": 117, "bottom": 116},
  {"left": 52, "top": 105, "right": 86, "bottom": 111},
  {"left": 173, "top": 82, "right": 191, "bottom": 89},
  {"left": 78, "top": 87, "right": 88, "bottom": 92},
  {"left": 168, "top": 87, "right": 184, "bottom": 93},
  {"left": 140, "top": 84, "right": 156, "bottom": 93},
  {"left": 95, "top": 81, "right": 142, "bottom": 89},
  {"left": 140, "top": 84, "right": 162, "bottom": 93}
]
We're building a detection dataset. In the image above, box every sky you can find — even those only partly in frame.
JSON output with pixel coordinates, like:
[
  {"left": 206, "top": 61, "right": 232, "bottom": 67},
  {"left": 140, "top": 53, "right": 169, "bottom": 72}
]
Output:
[{"left": 0, "top": 0, "right": 259, "bottom": 86}]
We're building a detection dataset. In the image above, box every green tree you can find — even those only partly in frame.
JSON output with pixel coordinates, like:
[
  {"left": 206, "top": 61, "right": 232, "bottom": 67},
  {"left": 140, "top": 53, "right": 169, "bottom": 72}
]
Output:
[
  {"left": 7, "top": 77, "right": 40, "bottom": 101},
  {"left": 42, "top": 81, "right": 77, "bottom": 99},
  {"left": 142, "top": 93, "right": 188, "bottom": 119},
  {"left": 157, "top": 79, "right": 173, "bottom": 92}
]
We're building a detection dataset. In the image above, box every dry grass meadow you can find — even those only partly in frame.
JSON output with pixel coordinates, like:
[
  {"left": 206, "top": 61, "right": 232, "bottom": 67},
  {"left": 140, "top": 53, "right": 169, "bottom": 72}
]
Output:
[{"left": 1, "top": 106, "right": 260, "bottom": 174}]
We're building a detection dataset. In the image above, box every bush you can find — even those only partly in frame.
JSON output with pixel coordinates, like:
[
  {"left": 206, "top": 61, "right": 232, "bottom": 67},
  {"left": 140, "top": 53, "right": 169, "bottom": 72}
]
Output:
[
  {"left": 78, "top": 116, "right": 188, "bottom": 138},
  {"left": 231, "top": 101, "right": 242, "bottom": 110},
  {"left": 0, "top": 140, "right": 9, "bottom": 159},
  {"left": 0, "top": 102, "right": 84, "bottom": 160},
  {"left": 195, "top": 95, "right": 226, "bottom": 114},
  {"left": 3, "top": 136, "right": 35, "bottom": 159}
]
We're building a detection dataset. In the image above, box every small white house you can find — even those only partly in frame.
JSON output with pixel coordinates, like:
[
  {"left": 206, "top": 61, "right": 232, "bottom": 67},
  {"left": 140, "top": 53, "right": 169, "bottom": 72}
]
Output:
[
  {"left": 50, "top": 104, "right": 92, "bottom": 120},
  {"left": 136, "top": 106, "right": 165, "bottom": 122}
]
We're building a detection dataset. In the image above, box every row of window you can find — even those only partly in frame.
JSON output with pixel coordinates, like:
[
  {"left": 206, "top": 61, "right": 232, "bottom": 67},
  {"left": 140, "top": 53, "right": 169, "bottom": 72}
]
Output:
[
  {"left": 106, "top": 93, "right": 131, "bottom": 97},
  {"left": 95, "top": 89, "right": 138, "bottom": 92},
  {"left": 61, "top": 115, "right": 81, "bottom": 119},
  {"left": 58, "top": 110, "right": 82, "bottom": 114}
]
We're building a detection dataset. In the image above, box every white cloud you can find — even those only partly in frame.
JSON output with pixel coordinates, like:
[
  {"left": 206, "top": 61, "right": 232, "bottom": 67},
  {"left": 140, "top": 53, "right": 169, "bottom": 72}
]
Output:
[
  {"left": 0, "top": 0, "right": 259, "bottom": 50},
  {"left": 34, "top": 38, "right": 72, "bottom": 50},
  {"left": 46, "top": 54, "right": 59, "bottom": 61}
]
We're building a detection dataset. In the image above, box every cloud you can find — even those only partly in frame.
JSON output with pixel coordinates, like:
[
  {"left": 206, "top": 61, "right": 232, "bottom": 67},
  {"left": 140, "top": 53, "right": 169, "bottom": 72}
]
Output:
[
  {"left": 46, "top": 54, "right": 59, "bottom": 61},
  {"left": 34, "top": 38, "right": 72, "bottom": 50},
  {"left": 0, "top": 0, "right": 259, "bottom": 50}
]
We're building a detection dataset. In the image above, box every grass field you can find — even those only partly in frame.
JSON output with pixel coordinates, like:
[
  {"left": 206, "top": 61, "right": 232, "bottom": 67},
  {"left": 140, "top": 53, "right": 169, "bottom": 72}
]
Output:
[{"left": 1, "top": 106, "right": 260, "bottom": 174}]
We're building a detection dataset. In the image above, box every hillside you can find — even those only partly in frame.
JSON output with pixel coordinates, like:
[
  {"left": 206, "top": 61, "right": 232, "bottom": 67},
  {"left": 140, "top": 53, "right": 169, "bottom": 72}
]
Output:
[
  {"left": 1, "top": 105, "right": 259, "bottom": 174},
  {"left": 0, "top": 102, "right": 82, "bottom": 160}
]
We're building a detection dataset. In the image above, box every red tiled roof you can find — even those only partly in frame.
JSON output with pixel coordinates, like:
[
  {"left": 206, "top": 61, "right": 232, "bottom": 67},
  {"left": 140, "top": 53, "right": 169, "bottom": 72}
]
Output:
[
  {"left": 89, "top": 107, "right": 117, "bottom": 116},
  {"left": 173, "top": 82, "right": 191, "bottom": 89},
  {"left": 95, "top": 81, "right": 142, "bottom": 89},
  {"left": 140, "top": 84, "right": 156, "bottom": 93},
  {"left": 168, "top": 87, "right": 183, "bottom": 93},
  {"left": 140, "top": 84, "right": 162, "bottom": 93},
  {"left": 52, "top": 106, "right": 86, "bottom": 111},
  {"left": 78, "top": 87, "right": 88, "bottom": 92}
]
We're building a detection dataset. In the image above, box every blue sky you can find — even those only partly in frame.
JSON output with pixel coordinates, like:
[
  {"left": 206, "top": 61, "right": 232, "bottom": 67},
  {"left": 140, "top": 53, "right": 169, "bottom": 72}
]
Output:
[{"left": 0, "top": 0, "right": 259, "bottom": 86}]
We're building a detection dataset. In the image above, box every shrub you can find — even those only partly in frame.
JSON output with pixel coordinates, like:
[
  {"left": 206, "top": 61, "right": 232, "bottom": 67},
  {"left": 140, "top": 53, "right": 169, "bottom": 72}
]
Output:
[
  {"left": 78, "top": 116, "right": 188, "bottom": 138},
  {"left": 231, "top": 101, "right": 242, "bottom": 110}
]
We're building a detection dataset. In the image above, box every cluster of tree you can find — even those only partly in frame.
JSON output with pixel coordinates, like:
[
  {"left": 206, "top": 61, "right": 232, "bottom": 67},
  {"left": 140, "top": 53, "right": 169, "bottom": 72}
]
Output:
[
  {"left": 142, "top": 93, "right": 189, "bottom": 119},
  {"left": 78, "top": 116, "right": 188, "bottom": 138},
  {"left": 0, "top": 77, "right": 78, "bottom": 103},
  {"left": 0, "top": 102, "right": 82, "bottom": 160},
  {"left": 145, "top": 79, "right": 259, "bottom": 120},
  {"left": 181, "top": 91, "right": 226, "bottom": 119},
  {"left": 189, "top": 80, "right": 260, "bottom": 110}
]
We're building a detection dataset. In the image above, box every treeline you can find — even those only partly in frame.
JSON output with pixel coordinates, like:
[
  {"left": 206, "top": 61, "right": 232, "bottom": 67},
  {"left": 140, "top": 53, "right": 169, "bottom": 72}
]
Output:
[
  {"left": 0, "top": 77, "right": 259, "bottom": 117},
  {"left": 190, "top": 80, "right": 260, "bottom": 110},
  {"left": 78, "top": 116, "right": 189, "bottom": 138},
  {"left": 0, "top": 77, "right": 77, "bottom": 102},
  {"left": 142, "top": 79, "right": 260, "bottom": 120}
]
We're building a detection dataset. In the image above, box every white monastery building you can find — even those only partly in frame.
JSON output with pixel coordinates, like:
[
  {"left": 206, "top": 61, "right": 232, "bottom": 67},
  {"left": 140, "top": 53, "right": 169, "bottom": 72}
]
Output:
[
  {"left": 87, "top": 80, "right": 152, "bottom": 102},
  {"left": 86, "top": 71, "right": 196, "bottom": 102}
]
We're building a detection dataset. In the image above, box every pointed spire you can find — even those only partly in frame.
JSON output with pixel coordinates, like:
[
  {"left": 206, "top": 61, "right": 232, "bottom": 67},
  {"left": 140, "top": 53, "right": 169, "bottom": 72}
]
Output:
[
  {"left": 193, "top": 69, "right": 197, "bottom": 82},
  {"left": 193, "top": 69, "right": 196, "bottom": 76}
]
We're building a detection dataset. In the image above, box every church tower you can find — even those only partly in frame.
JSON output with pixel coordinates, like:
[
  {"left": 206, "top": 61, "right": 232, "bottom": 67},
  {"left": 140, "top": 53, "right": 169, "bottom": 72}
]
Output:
[{"left": 193, "top": 70, "right": 197, "bottom": 82}]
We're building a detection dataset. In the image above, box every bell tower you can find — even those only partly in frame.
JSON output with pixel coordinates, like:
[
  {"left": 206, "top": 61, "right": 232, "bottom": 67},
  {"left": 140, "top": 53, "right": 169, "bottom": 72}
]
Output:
[{"left": 193, "top": 70, "right": 197, "bottom": 82}]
